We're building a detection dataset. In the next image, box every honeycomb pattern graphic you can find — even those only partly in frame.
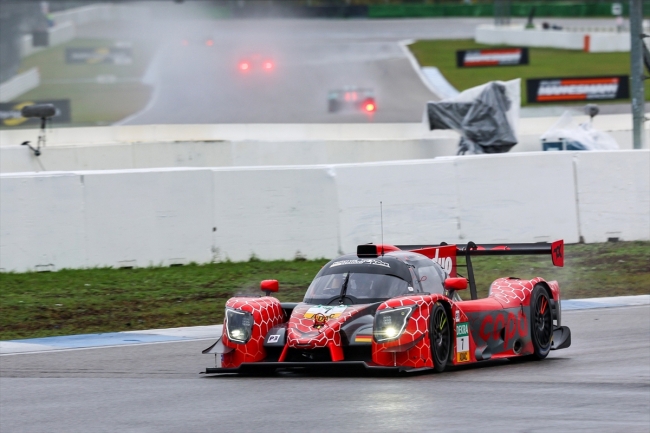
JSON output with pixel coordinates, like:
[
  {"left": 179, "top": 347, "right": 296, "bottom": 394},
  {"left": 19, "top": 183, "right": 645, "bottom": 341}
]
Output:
[
  {"left": 489, "top": 277, "right": 544, "bottom": 306},
  {"left": 372, "top": 294, "right": 454, "bottom": 369},
  {"left": 221, "top": 296, "right": 284, "bottom": 368},
  {"left": 286, "top": 304, "right": 368, "bottom": 349},
  {"left": 489, "top": 276, "right": 560, "bottom": 307}
]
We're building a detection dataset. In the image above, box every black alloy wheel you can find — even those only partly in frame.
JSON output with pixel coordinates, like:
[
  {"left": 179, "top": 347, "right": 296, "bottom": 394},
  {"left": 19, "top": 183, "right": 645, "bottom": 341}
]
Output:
[
  {"left": 530, "top": 285, "right": 553, "bottom": 359},
  {"left": 430, "top": 302, "right": 450, "bottom": 372}
]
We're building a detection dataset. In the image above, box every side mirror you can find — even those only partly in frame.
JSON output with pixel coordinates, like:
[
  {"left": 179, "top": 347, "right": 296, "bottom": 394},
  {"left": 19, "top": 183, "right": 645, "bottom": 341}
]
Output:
[
  {"left": 444, "top": 277, "right": 468, "bottom": 291},
  {"left": 260, "top": 280, "right": 279, "bottom": 296}
]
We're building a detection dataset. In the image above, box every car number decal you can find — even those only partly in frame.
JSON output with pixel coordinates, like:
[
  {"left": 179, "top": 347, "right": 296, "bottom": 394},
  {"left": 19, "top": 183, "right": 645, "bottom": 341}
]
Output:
[{"left": 456, "top": 321, "right": 470, "bottom": 362}]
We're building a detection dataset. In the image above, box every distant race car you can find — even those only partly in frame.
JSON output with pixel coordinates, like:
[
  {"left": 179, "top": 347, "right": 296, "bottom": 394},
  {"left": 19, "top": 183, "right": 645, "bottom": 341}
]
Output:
[
  {"left": 203, "top": 241, "right": 571, "bottom": 375},
  {"left": 328, "top": 86, "right": 376, "bottom": 113},
  {"left": 237, "top": 54, "right": 275, "bottom": 73}
]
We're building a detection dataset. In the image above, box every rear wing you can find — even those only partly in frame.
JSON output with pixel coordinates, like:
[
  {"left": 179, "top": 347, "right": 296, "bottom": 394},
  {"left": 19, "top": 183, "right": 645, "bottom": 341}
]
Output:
[{"left": 395, "top": 240, "right": 564, "bottom": 300}]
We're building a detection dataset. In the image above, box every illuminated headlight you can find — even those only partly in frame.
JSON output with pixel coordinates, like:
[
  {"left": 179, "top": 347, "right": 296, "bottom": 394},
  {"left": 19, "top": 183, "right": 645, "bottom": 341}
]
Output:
[
  {"left": 225, "top": 308, "right": 253, "bottom": 344},
  {"left": 373, "top": 306, "right": 415, "bottom": 343}
]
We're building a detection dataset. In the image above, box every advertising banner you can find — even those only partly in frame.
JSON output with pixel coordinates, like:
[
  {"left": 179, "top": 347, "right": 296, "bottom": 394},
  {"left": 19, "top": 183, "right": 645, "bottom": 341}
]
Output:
[
  {"left": 65, "top": 47, "right": 133, "bottom": 65},
  {"left": 527, "top": 76, "right": 629, "bottom": 103},
  {"left": 0, "top": 100, "right": 71, "bottom": 127},
  {"left": 456, "top": 48, "right": 529, "bottom": 67}
]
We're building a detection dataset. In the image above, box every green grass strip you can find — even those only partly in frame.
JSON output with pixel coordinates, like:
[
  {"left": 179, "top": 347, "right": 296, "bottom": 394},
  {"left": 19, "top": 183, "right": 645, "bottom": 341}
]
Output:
[
  {"left": 409, "top": 39, "right": 650, "bottom": 106},
  {"left": 1, "top": 242, "right": 648, "bottom": 340},
  {"left": 3, "top": 38, "right": 156, "bottom": 128}
]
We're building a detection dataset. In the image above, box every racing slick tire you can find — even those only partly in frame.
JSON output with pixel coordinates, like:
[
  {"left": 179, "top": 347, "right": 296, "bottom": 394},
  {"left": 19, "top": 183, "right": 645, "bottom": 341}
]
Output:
[
  {"left": 530, "top": 285, "right": 553, "bottom": 360},
  {"left": 429, "top": 302, "right": 451, "bottom": 372}
]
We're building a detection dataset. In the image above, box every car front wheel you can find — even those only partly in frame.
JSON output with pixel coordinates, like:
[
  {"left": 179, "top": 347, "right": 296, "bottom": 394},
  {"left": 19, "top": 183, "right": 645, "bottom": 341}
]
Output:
[{"left": 430, "top": 302, "right": 451, "bottom": 372}]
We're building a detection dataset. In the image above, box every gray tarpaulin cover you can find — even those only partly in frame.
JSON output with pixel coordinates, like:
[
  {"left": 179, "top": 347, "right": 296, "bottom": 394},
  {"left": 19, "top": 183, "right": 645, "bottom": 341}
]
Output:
[{"left": 427, "top": 79, "right": 520, "bottom": 155}]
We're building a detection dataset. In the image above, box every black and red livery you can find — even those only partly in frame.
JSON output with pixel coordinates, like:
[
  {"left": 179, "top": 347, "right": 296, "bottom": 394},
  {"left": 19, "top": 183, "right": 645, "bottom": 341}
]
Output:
[{"left": 203, "top": 241, "right": 571, "bottom": 374}]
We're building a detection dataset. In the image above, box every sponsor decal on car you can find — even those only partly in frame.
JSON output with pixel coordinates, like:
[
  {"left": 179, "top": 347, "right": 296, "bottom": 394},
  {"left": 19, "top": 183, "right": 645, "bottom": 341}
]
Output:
[
  {"left": 456, "top": 322, "right": 470, "bottom": 362},
  {"left": 267, "top": 334, "right": 280, "bottom": 343},
  {"left": 456, "top": 48, "right": 529, "bottom": 68},
  {"left": 303, "top": 305, "right": 347, "bottom": 320},
  {"left": 432, "top": 248, "right": 454, "bottom": 275},
  {"left": 330, "top": 259, "right": 390, "bottom": 268},
  {"left": 527, "top": 75, "right": 629, "bottom": 103}
]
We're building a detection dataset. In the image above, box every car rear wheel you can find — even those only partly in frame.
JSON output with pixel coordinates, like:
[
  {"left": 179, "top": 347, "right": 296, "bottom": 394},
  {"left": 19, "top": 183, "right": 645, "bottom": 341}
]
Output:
[
  {"left": 530, "top": 285, "right": 553, "bottom": 360},
  {"left": 430, "top": 302, "right": 450, "bottom": 372}
]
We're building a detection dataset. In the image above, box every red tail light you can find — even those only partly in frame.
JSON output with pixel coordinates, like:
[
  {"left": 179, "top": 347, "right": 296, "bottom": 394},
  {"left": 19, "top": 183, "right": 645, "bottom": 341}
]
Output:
[
  {"left": 205, "top": 39, "right": 214, "bottom": 47},
  {"left": 365, "top": 102, "right": 376, "bottom": 112},
  {"left": 239, "top": 62, "right": 250, "bottom": 71},
  {"left": 263, "top": 61, "right": 274, "bottom": 71}
]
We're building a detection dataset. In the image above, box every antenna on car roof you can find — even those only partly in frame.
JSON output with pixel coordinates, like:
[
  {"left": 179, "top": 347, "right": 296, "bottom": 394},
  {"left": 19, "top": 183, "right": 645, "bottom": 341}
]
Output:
[{"left": 380, "top": 201, "right": 384, "bottom": 256}]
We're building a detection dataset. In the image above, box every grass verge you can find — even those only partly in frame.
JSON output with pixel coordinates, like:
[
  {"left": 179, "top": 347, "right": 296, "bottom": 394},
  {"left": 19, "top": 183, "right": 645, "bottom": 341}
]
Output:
[
  {"left": 1, "top": 241, "right": 648, "bottom": 340},
  {"left": 409, "top": 39, "right": 650, "bottom": 106},
  {"left": 2, "top": 37, "right": 156, "bottom": 128}
]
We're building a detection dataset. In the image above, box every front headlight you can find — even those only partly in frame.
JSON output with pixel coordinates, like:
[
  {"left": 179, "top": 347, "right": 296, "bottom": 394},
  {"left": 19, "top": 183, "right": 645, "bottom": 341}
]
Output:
[
  {"left": 225, "top": 308, "right": 253, "bottom": 344},
  {"left": 373, "top": 306, "right": 415, "bottom": 342}
]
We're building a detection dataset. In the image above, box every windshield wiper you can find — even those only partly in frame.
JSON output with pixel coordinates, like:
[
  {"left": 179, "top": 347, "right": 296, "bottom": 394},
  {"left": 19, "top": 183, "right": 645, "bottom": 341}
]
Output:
[{"left": 338, "top": 272, "right": 351, "bottom": 305}]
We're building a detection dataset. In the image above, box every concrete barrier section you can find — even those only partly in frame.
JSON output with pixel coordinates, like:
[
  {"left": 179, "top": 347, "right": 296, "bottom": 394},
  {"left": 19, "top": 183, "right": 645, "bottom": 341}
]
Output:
[
  {"left": 0, "top": 172, "right": 86, "bottom": 272},
  {"left": 1, "top": 151, "right": 647, "bottom": 272},
  {"left": 334, "top": 160, "right": 460, "bottom": 253},
  {"left": 452, "top": 152, "right": 580, "bottom": 244},
  {"left": 0, "top": 68, "right": 40, "bottom": 103},
  {"left": 475, "top": 24, "right": 630, "bottom": 52},
  {"left": 574, "top": 150, "right": 650, "bottom": 242},
  {"left": 212, "top": 166, "right": 340, "bottom": 261},
  {"left": 82, "top": 168, "right": 214, "bottom": 268}
]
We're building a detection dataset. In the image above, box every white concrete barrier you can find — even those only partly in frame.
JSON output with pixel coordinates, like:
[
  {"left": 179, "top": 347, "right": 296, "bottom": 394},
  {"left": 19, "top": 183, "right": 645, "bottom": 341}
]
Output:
[
  {"left": 47, "top": 21, "right": 75, "bottom": 47},
  {"left": 51, "top": 4, "right": 113, "bottom": 27},
  {"left": 574, "top": 150, "right": 650, "bottom": 243},
  {"left": 334, "top": 160, "right": 461, "bottom": 252},
  {"left": 476, "top": 24, "right": 630, "bottom": 52},
  {"left": 2, "top": 150, "right": 647, "bottom": 272},
  {"left": 0, "top": 123, "right": 445, "bottom": 147},
  {"left": 19, "top": 22, "right": 76, "bottom": 58},
  {"left": 1, "top": 115, "right": 642, "bottom": 174},
  {"left": 0, "top": 139, "right": 458, "bottom": 173},
  {"left": 83, "top": 168, "right": 215, "bottom": 268},
  {"left": 452, "top": 152, "right": 580, "bottom": 244},
  {"left": 0, "top": 172, "right": 86, "bottom": 272},
  {"left": 0, "top": 68, "right": 40, "bottom": 103},
  {"left": 212, "top": 166, "right": 340, "bottom": 262}
]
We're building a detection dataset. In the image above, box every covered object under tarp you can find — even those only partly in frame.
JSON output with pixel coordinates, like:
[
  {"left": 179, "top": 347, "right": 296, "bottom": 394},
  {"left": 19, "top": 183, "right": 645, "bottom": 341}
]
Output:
[{"left": 427, "top": 79, "right": 520, "bottom": 155}]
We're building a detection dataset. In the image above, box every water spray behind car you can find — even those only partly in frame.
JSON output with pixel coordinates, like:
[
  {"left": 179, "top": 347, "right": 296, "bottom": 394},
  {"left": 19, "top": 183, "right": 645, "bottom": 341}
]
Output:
[{"left": 20, "top": 104, "right": 57, "bottom": 157}]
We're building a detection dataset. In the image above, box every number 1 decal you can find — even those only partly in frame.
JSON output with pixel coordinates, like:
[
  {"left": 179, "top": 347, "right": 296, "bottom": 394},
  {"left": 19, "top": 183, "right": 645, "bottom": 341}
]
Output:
[{"left": 456, "top": 322, "right": 470, "bottom": 363}]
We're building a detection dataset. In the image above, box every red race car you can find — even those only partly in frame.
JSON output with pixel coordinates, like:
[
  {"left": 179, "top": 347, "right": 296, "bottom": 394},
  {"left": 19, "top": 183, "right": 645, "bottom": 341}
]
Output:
[{"left": 203, "top": 241, "right": 570, "bottom": 374}]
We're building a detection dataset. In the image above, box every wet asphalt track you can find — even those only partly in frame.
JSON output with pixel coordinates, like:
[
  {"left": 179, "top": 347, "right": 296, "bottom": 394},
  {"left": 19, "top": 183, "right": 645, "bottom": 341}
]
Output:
[
  {"left": 2, "top": 305, "right": 648, "bottom": 432},
  {"left": 77, "top": 17, "right": 618, "bottom": 124}
]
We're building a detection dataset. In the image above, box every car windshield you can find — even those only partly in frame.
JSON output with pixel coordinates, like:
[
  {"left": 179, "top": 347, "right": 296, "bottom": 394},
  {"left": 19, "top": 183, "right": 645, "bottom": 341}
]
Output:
[{"left": 304, "top": 272, "right": 409, "bottom": 303}]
